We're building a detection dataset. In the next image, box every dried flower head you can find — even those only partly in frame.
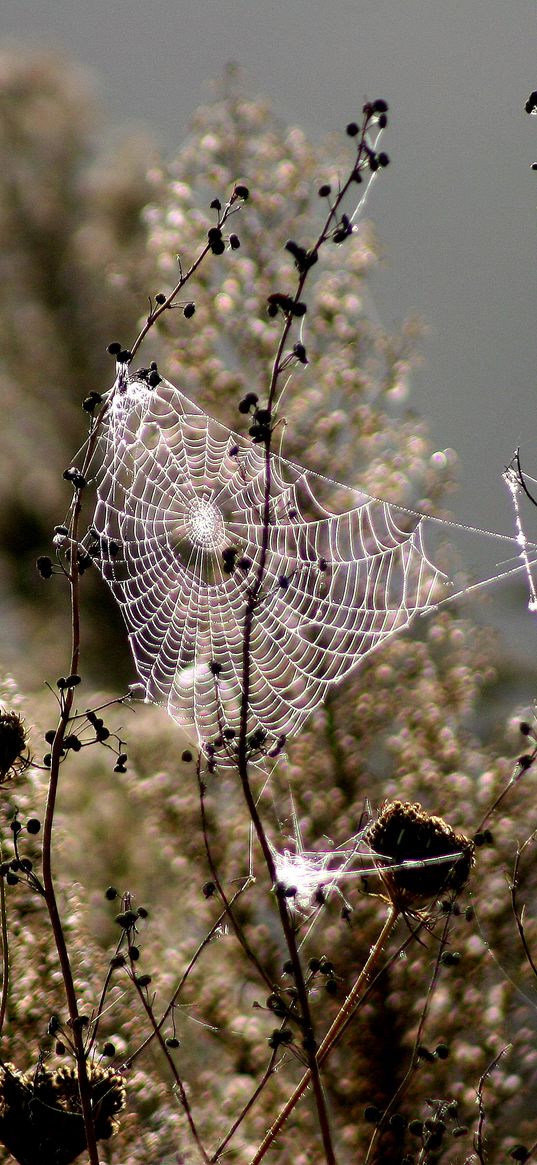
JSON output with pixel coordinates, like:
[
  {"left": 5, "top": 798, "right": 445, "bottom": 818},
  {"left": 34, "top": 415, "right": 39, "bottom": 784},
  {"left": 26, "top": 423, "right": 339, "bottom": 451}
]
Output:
[
  {"left": 364, "top": 800, "right": 474, "bottom": 908},
  {"left": 0, "top": 1061, "right": 126, "bottom": 1165},
  {"left": 0, "top": 711, "right": 29, "bottom": 783}
]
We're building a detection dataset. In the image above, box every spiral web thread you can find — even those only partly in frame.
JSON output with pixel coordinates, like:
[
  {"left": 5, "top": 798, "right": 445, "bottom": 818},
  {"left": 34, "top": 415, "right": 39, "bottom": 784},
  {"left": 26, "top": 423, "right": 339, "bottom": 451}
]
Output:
[{"left": 89, "top": 375, "right": 454, "bottom": 750}]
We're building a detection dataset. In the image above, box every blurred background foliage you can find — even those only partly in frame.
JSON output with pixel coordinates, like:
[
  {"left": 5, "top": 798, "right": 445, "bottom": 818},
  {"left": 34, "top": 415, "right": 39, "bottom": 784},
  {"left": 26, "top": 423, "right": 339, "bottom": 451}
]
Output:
[{"left": 1, "top": 45, "right": 537, "bottom": 1165}]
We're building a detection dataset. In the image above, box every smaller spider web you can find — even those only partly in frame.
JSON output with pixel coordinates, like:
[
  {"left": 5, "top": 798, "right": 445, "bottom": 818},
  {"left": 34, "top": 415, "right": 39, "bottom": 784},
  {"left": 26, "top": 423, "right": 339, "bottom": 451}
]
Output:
[{"left": 90, "top": 376, "right": 537, "bottom": 751}]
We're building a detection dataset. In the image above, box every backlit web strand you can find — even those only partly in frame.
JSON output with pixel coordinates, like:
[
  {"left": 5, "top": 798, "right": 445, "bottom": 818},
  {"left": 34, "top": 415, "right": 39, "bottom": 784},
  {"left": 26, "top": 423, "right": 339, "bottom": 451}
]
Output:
[{"left": 92, "top": 376, "right": 445, "bottom": 749}]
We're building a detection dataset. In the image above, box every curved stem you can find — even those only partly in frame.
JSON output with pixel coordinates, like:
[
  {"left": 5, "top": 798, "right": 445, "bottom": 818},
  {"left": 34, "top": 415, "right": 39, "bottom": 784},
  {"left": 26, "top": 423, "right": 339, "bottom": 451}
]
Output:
[
  {"left": 41, "top": 490, "right": 100, "bottom": 1165},
  {"left": 0, "top": 858, "right": 9, "bottom": 1041},
  {"left": 249, "top": 905, "right": 400, "bottom": 1165}
]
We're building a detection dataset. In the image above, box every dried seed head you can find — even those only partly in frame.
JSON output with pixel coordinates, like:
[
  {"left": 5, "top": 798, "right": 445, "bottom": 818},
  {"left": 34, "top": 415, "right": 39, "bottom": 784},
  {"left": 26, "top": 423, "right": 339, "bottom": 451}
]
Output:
[
  {"left": 364, "top": 800, "right": 474, "bottom": 908},
  {"left": 0, "top": 1061, "right": 126, "bottom": 1163},
  {"left": 0, "top": 711, "right": 29, "bottom": 783}
]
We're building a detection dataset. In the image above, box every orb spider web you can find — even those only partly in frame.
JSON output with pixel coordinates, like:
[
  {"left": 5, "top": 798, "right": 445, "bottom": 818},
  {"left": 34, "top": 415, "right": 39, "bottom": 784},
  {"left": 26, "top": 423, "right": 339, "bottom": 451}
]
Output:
[{"left": 90, "top": 375, "right": 448, "bottom": 750}]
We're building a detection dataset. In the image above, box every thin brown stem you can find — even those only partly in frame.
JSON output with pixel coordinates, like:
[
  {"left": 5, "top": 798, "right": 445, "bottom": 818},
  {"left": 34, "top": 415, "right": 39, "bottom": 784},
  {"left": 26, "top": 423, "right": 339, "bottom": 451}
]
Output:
[
  {"left": 0, "top": 860, "right": 9, "bottom": 1042},
  {"left": 249, "top": 905, "right": 400, "bottom": 1165},
  {"left": 210, "top": 1050, "right": 278, "bottom": 1162},
  {"left": 130, "top": 965, "right": 210, "bottom": 1164},
  {"left": 40, "top": 487, "right": 100, "bottom": 1164}
]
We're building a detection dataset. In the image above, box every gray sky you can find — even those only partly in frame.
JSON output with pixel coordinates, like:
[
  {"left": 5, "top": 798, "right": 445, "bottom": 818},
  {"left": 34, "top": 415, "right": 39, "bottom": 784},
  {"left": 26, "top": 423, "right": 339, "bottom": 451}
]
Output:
[{"left": 3, "top": 0, "right": 537, "bottom": 575}]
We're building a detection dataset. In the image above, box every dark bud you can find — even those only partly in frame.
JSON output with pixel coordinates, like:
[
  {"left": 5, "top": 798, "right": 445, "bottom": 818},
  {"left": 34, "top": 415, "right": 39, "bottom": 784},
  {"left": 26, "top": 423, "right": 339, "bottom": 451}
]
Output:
[
  {"left": 319, "top": 960, "right": 334, "bottom": 975},
  {"left": 6, "top": 872, "right": 18, "bottom": 885},
  {"left": 63, "top": 467, "right": 86, "bottom": 489},
  {"left": 267, "top": 302, "right": 279, "bottom": 318},
  {"left": 267, "top": 292, "right": 294, "bottom": 313},
  {"left": 223, "top": 727, "right": 236, "bottom": 740},
  {"left": 308, "top": 958, "right": 321, "bottom": 973},
  {"left": 102, "top": 1042, "right": 116, "bottom": 1057},
  {"left": 389, "top": 1114, "right": 408, "bottom": 1133},
  {"left": 202, "top": 880, "right": 216, "bottom": 898},
  {"left": 233, "top": 184, "right": 249, "bottom": 200},
  {"left": 83, "top": 391, "right": 103, "bottom": 413},
  {"left": 532, "top": 162, "right": 537, "bottom": 170},
  {"left": 291, "top": 301, "right": 307, "bottom": 317},
  {"left": 372, "top": 99, "right": 389, "bottom": 113},
  {"left": 520, "top": 722, "right": 532, "bottom": 735},
  {"left": 351, "top": 168, "right": 363, "bottom": 183},
  {"left": 135, "top": 974, "right": 152, "bottom": 988},
  {"left": 346, "top": 121, "right": 360, "bottom": 136},
  {"left": 266, "top": 993, "right": 286, "bottom": 1016},
  {"left": 137, "top": 906, "right": 149, "bottom": 919},
  {"left": 369, "top": 155, "right": 379, "bottom": 172},
  {"left": 155, "top": 292, "right": 167, "bottom": 304},
  {"left": 278, "top": 576, "right": 290, "bottom": 590},
  {"left": 282, "top": 960, "right": 294, "bottom": 974},
  {"left": 148, "top": 367, "right": 162, "bottom": 387},
  {"left": 115, "top": 909, "right": 138, "bottom": 929},
  {"left": 318, "top": 183, "right": 331, "bottom": 197},
  {"left": 209, "top": 660, "right": 222, "bottom": 676},
  {"left": 10, "top": 819, "right": 21, "bottom": 835},
  {"left": 525, "top": 91, "right": 537, "bottom": 114},
  {"left": 55, "top": 1041, "right": 66, "bottom": 1055},
  {"left": 238, "top": 557, "right": 251, "bottom": 570},
  {"left": 130, "top": 946, "right": 140, "bottom": 961},
  {"left": 483, "top": 829, "right": 494, "bottom": 844},
  {"left": 229, "top": 234, "right": 240, "bottom": 249},
  {"left": 165, "top": 1036, "right": 180, "bottom": 1048},
  {"left": 105, "top": 886, "right": 118, "bottom": 901},
  {"left": 26, "top": 818, "right": 41, "bottom": 835},
  {"left": 110, "top": 954, "right": 126, "bottom": 968},
  {"left": 43, "top": 754, "right": 52, "bottom": 768},
  {"left": 36, "top": 555, "right": 53, "bottom": 578},
  {"left": 181, "top": 750, "right": 193, "bottom": 762},
  {"left": 435, "top": 1043, "right": 450, "bottom": 1059},
  {"left": 325, "top": 978, "right": 338, "bottom": 995},
  {"left": 474, "top": 831, "right": 485, "bottom": 846},
  {"left": 510, "top": 1147, "right": 529, "bottom": 1162},
  {"left": 440, "top": 950, "right": 461, "bottom": 966},
  {"left": 417, "top": 1044, "right": 435, "bottom": 1062},
  {"left": 107, "top": 341, "right": 122, "bottom": 355},
  {"left": 409, "top": 1120, "right": 424, "bottom": 1136},
  {"left": 378, "top": 152, "right": 390, "bottom": 167},
  {"left": 210, "top": 239, "right": 226, "bottom": 255},
  {"left": 207, "top": 226, "right": 222, "bottom": 242},
  {"left": 378, "top": 113, "right": 388, "bottom": 129},
  {"left": 64, "top": 735, "right": 82, "bottom": 752},
  {"left": 118, "top": 349, "right": 133, "bottom": 364},
  {"left": 183, "top": 302, "right": 196, "bottom": 318},
  {"left": 210, "top": 198, "right": 222, "bottom": 211},
  {"left": 518, "top": 754, "right": 534, "bottom": 770},
  {"left": 452, "top": 1125, "right": 469, "bottom": 1138},
  {"left": 64, "top": 674, "right": 81, "bottom": 689},
  {"left": 364, "top": 1105, "right": 381, "bottom": 1123},
  {"left": 293, "top": 343, "right": 308, "bottom": 364},
  {"left": 48, "top": 1015, "right": 61, "bottom": 1035}
]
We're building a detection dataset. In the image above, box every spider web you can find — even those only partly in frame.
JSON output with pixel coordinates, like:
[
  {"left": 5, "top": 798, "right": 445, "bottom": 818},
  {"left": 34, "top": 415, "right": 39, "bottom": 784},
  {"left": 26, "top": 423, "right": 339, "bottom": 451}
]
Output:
[{"left": 90, "top": 375, "right": 535, "bottom": 751}]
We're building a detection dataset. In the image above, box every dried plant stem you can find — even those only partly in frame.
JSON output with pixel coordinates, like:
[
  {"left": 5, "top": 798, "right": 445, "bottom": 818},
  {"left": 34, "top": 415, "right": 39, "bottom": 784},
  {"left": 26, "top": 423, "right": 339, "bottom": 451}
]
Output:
[
  {"left": 249, "top": 904, "right": 400, "bottom": 1165},
  {"left": 41, "top": 489, "right": 101, "bottom": 1165},
  {"left": 210, "top": 1050, "right": 278, "bottom": 1162},
  {"left": 131, "top": 970, "right": 210, "bottom": 1164},
  {"left": 198, "top": 769, "right": 273, "bottom": 991},
  {"left": 0, "top": 857, "right": 9, "bottom": 1041}
]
